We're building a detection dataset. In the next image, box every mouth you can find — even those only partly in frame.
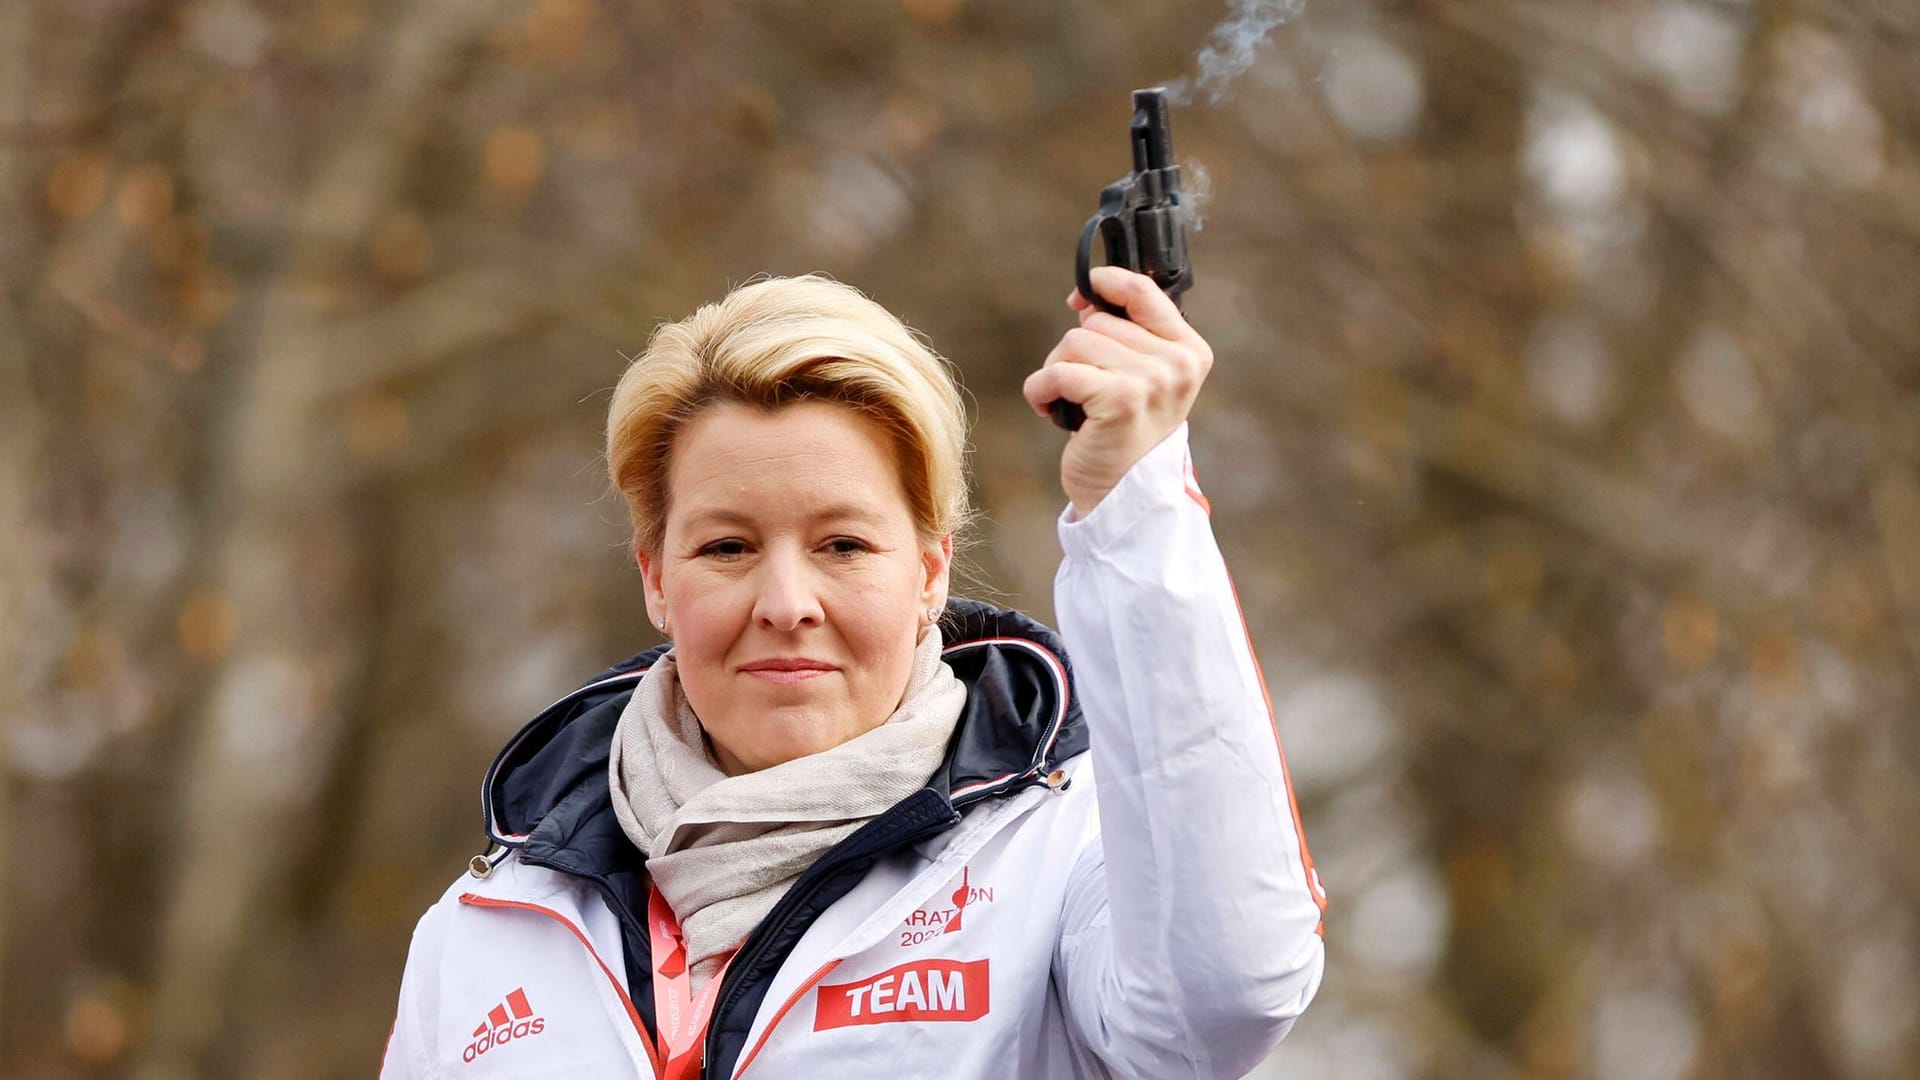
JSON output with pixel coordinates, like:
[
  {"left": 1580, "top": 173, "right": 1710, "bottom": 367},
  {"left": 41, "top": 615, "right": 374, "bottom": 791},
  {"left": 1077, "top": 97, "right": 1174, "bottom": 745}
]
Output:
[{"left": 738, "top": 658, "right": 838, "bottom": 685}]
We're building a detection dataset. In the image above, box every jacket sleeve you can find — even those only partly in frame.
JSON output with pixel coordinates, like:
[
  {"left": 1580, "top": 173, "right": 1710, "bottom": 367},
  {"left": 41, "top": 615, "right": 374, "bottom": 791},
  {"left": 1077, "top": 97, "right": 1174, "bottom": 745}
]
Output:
[
  {"left": 1050, "top": 423, "right": 1328, "bottom": 1079},
  {"left": 380, "top": 900, "right": 448, "bottom": 1079}
]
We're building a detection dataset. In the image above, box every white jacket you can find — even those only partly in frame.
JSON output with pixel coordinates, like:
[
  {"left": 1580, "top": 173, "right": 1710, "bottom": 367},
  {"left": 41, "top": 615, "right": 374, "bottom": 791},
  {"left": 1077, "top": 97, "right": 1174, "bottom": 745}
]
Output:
[{"left": 382, "top": 424, "right": 1327, "bottom": 1078}]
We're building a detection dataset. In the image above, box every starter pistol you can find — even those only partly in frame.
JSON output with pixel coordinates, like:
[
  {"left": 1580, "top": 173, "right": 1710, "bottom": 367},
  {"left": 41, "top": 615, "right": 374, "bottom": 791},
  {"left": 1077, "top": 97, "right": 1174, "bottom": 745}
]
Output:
[{"left": 1052, "top": 87, "right": 1196, "bottom": 432}]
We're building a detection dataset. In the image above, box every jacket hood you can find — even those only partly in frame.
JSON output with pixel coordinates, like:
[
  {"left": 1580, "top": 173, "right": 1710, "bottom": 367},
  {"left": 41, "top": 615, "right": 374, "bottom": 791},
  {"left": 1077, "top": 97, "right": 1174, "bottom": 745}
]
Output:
[{"left": 477, "top": 598, "right": 1088, "bottom": 875}]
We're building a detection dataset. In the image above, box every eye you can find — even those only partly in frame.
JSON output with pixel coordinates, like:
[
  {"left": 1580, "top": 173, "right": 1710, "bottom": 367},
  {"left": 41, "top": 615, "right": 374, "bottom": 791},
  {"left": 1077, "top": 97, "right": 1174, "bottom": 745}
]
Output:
[
  {"left": 698, "top": 538, "right": 750, "bottom": 559},
  {"left": 823, "top": 536, "right": 871, "bottom": 558}
]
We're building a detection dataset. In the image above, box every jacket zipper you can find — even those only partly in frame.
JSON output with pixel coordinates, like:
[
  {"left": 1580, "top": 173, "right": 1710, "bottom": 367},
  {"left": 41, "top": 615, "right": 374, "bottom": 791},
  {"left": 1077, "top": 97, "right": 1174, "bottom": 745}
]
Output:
[
  {"left": 702, "top": 800, "right": 969, "bottom": 1076},
  {"left": 728, "top": 958, "right": 843, "bottom": 1080},
  {"left": 701, "top": 766, "right": 1064, "bottom": 1078}
]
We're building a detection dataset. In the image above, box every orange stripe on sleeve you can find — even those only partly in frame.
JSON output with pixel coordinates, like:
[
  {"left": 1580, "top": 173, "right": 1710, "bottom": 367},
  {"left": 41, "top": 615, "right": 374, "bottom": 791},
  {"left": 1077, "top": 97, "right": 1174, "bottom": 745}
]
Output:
[{"left": 1223, "top": 572, "right": 1328, "bottom": 935}]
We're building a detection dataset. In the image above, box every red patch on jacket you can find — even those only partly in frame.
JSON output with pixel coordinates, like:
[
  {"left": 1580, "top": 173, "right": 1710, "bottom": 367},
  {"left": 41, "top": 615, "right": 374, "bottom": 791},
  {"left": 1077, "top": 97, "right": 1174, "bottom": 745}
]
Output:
[{"left": 812, "top": 959, "right": 989, "bottom": 1030}]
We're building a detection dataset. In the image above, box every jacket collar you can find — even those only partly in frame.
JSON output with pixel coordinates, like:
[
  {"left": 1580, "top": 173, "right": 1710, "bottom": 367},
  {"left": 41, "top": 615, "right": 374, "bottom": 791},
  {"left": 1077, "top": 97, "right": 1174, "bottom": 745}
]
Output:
[{"left": 478, "top": 599, "right": 1087, "bottom": 877}]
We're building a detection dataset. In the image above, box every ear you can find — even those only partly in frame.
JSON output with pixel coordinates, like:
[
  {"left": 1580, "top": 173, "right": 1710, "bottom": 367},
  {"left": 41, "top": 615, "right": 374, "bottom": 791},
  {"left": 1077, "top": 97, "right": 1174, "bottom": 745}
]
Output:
[
  {"left": 920, "top": 534, "right": 954, "bottom": 612},
  {"left": 635, "top": 546, "right": 668, "bottom": 632}
]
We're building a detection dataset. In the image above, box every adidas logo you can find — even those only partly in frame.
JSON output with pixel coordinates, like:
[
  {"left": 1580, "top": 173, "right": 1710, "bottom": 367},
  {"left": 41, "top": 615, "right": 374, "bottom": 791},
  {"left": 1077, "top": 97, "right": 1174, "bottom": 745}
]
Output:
[{"left": 462, "top": 987, "right": 547, "bottom": 1064}]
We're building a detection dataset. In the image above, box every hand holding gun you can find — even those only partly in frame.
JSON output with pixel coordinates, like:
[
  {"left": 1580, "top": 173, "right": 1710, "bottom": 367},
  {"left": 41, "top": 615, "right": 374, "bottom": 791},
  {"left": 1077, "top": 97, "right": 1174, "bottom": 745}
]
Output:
[{"left": 1051, "top": 87, "right": 1196, "bottom": 431}]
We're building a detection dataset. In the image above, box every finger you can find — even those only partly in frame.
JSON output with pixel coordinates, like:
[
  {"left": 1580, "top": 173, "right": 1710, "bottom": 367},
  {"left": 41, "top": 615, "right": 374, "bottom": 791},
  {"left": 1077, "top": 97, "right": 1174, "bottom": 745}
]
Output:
[
  {"left": 1087, "top": 266, "right": 1198, "bottom": 345},
  {"left": 1023, "top": 361, "right": 1136, "bottom": 420},
  {"left": 1021, "top": 365, "right": 1057, "bottom": 417},
  {"left": 1066, "top": 288, "right": 1091, "bottom": 313},
  {"left": 1043, "top": 326, "right": 1162, "bottom": 378},
  {"left": 1074, "top": 308, "right": 1184, "bottom": 356}
]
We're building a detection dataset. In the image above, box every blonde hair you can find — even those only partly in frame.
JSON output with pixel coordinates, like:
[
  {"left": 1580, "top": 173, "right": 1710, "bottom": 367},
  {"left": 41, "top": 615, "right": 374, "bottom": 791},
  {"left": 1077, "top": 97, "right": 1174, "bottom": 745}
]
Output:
[{"left": 607, "top": 275, "right": 972, "bottom": 556}]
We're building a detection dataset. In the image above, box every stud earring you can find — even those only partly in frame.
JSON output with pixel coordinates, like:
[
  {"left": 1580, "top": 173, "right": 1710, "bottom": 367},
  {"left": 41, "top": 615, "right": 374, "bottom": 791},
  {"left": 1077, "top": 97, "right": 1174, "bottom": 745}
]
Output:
[
  {"left": 925, "top": 606, "right": 943, "bottom": 623},
  {"left": 655, "top": 615, "right": 667, "bottom": 632}
]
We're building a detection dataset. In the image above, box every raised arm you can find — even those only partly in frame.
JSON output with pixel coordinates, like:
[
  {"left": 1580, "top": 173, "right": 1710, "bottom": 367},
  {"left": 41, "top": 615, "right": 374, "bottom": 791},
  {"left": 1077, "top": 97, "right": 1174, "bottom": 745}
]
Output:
[{"left": 1025, "top": 269, "right": 1327, "bottom": 1077}]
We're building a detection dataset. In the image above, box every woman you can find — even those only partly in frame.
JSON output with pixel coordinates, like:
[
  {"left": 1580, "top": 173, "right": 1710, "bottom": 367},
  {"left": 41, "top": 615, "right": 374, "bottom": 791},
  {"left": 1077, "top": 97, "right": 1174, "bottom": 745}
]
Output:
[{"left": 382, "top": 267, "right": 1327, "bottom": 1079}]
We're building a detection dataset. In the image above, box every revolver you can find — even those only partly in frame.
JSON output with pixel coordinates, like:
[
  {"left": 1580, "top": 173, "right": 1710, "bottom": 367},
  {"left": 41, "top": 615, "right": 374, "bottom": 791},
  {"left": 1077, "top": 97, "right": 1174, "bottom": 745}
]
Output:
[{"left": 1052, "top": 86, "right": 1196, "bottom": 431}]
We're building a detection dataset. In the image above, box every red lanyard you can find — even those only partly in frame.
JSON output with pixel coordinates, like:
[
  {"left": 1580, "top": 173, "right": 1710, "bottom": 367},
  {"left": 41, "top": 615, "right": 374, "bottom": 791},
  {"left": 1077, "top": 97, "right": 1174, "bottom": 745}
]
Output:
[{"left": 648, "top": 885, "right": 735, "bottom": 1080}]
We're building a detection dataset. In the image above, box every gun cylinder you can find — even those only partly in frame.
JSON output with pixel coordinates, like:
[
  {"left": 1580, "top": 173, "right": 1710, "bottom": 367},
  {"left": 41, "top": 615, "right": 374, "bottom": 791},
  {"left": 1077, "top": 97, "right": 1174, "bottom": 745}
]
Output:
[{"left": 1135, "top": 206, "right": 1189, "bottom": 294}]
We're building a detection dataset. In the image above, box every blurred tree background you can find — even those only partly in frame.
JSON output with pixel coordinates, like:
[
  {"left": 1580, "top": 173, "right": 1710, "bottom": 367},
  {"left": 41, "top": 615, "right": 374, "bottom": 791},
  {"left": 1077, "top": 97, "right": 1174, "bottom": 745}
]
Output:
[{"left": 4, "top": 0, "right": 1919, "bottom": 1077}]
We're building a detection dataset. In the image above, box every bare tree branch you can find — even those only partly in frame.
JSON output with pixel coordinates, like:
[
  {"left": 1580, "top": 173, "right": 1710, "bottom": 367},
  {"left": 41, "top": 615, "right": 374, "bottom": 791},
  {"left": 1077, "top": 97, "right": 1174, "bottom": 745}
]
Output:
[{"left": 138, "top": 1, "right": 517, "bottom": 1074}]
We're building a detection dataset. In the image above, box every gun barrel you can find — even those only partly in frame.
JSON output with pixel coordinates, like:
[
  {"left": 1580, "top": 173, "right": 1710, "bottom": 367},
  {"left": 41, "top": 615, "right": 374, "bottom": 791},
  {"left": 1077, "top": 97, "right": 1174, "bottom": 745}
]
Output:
[{"left": 1131, "top": 87, "right": 1175, "bottom": 172}]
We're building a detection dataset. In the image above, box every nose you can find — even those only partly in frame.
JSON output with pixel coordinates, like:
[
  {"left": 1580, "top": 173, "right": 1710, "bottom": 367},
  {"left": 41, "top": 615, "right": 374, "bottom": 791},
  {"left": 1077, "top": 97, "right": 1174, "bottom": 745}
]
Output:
[{"left": 752, "top": 547, "right": 825, "bottom": 632}]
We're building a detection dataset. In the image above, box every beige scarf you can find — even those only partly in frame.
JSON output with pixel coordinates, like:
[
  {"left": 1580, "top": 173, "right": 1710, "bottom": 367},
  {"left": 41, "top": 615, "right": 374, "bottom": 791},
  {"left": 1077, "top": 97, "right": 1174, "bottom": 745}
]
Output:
[{"left": 607, "top": 628, "right": 965, "bottom": 993}]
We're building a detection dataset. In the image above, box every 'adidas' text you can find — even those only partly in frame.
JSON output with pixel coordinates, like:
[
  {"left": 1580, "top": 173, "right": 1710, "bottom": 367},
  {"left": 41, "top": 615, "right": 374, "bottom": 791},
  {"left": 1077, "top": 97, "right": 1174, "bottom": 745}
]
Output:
[{"left": 463, "top": 987, "right": 548, "bottom": 1064}]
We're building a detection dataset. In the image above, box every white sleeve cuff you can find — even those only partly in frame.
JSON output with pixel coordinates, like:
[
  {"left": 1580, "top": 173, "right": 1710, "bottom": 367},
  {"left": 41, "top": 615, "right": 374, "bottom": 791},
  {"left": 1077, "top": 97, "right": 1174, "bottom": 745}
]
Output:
[{"left": 1057, "top": 423, "right": 1197, "bottom": 559}]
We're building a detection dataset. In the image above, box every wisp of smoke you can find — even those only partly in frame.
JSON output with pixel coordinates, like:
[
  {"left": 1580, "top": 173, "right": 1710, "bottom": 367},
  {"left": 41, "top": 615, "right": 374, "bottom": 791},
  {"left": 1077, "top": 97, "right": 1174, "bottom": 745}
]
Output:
[
  {"left": 1162, "top": 0, "right": 1305, "bottom": 107},
  {"left": 1181, "top": 158, "right": 1212, "bottom": 232},
  {"left": 1152, "top": 3, "right": 1296, "bottom": 242}
]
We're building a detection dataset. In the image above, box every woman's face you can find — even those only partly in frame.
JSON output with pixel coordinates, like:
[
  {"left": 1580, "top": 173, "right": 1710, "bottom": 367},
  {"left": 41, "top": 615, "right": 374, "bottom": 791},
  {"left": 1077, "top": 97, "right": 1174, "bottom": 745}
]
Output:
[{"left": 637, "top": 401, "right": 951, "bottom": 775}]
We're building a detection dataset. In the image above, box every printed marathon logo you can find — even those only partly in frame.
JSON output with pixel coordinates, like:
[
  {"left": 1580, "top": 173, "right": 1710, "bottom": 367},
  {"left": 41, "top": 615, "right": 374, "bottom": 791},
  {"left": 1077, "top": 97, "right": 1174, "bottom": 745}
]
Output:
[
  {"left": 813, "top": 959, "right": 990, "bottom": 1030},
  {"left": 462, "top": 987, "right": 547, "bottom": 1065},
  {"left": 898, "top": 866, "right": 993, "bottom": 947}
]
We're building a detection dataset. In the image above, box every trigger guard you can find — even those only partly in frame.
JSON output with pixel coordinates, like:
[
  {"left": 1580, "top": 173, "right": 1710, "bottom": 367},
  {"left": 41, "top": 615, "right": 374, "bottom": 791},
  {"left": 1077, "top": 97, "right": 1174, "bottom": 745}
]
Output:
[{"left": 1075, "top": 213, "right": 1129, "bottom": 318}]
